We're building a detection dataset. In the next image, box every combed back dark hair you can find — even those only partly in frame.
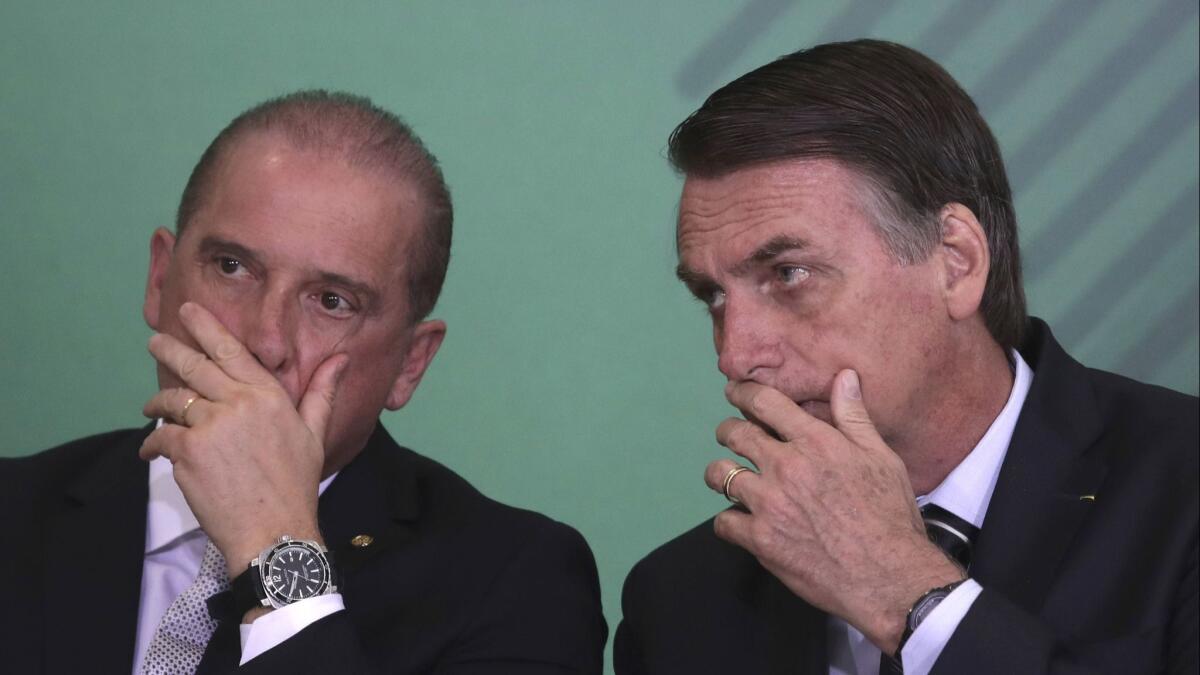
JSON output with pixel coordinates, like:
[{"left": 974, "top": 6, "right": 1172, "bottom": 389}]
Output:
[
  {"left": 177, "top": 90, "right": 452, "bottom": 320},
  {"left": 669, "top": 39, "right": 1026, "bottom": 349}
]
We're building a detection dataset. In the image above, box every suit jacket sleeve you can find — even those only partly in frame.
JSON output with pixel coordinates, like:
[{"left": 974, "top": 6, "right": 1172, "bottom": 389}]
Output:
[
  {"left": 231, "top": 520, "right": 607, "bottom": 674},
  {"left": 933, "top": 546, "right": 1198, "bottom": 675}
]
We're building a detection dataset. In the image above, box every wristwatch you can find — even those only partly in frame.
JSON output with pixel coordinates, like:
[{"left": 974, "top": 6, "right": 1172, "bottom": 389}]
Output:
[
  {"left": 231, "top": 535, "right": 339, "bottom": 614},
  {"left": 892, "top": 578, "right": 968, "bottom": 661}
]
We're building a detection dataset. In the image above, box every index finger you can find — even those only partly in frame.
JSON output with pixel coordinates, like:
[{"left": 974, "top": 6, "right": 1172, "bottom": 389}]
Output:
[
  {"left": 178, "top": 302, "right": 275, "bottom": 387},
  {"left": 725, "top": 381, "right": 819, "bottom": 442},
  {"left": 149, "top": 333, "right": 236, "bottom": 401}
]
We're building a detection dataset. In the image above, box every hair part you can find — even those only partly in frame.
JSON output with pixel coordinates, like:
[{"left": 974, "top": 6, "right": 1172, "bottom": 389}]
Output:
[
  {"left": 176, "top": 90, "right": 452, "bottom": 320},
  {"left": 668, "top": 39, "right": 1026, "bottom": 349}
]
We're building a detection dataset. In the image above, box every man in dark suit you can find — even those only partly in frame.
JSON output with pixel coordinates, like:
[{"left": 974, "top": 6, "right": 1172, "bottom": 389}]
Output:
[
  {"left": 2, "top": 90, "right": 606, "bottom": 673},
  {"left": 614, "top": 40, "right": 1197, "bottom": 674}
]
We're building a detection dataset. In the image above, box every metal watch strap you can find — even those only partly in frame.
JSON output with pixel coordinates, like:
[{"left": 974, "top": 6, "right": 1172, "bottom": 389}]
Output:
[{"left": 892, "top": 578, "right": 968, "bottom": 661}]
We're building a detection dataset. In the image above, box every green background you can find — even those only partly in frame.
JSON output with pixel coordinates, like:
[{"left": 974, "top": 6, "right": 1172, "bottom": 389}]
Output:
[{"left": 2, "top": 1, "right": 1197, "bottom": 670}]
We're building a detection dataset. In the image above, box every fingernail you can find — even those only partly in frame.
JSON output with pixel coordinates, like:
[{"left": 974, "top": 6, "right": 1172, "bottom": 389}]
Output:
[{"left": 844, "top": 370, "right": 862, "bottom": 400}]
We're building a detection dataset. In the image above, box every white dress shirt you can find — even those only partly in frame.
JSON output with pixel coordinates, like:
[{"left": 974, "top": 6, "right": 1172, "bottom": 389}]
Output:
[
  {"left": 132, "top": 432, "right": 345, "bottom": 672},
  {"left": 827, "top": 350, "right": 1034, "bottom": 675}
]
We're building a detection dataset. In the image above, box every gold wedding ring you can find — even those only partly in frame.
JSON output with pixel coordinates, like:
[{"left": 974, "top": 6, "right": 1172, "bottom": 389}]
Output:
[
  {"left": 180, "top": 395, "right": 198, "bottom": 426},
  {"left": 722, "top": 466, "right": 752, "bottom": 504}
]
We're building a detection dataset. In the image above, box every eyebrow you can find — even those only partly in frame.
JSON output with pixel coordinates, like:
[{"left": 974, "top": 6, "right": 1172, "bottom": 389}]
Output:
[
  {"left": 197, "top": 236, "right": 262, "bottom": 269},
  {"left": 676, "top": 235, "right": 811, "bottom": 289},
  {"left": 196, "top": 235, "right": 382, "bottom": 311},
  {"left": 730, "top": 235, "right": 810, "bottom": 275}
]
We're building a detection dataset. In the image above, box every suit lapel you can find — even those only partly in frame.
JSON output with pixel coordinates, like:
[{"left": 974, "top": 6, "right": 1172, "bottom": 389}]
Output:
[
  {"left": 729, "top": 551, "right": 826, "bottom": 675},
  {"left": 44, "top": 427, "right": 150, "bottom": 675},
  {"left": 757, "top": 575, "right": 827, "bottom": 675},
  {"left": 971, "top": 320, "right": 1107, "bottom": 613},
  {"left": 317, "top": 422, "right": 419, "bottom": 575}
]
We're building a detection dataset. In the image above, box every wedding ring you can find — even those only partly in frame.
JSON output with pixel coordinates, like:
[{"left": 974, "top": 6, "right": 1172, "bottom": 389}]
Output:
[
  {"left": 180, "top": 395, "right": 198, "bottom": 426},
  {"left": 722, "top": 466, "right": 752, "bottom": 504}
]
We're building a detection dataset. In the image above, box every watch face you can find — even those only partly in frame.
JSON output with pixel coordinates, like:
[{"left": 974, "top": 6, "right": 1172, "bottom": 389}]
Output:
[
  {"left": 910, "top": 592, "right": 948, "bottom": 628},
  {"left": 262, "top": 541, "right": 331, "bottom": 605}
]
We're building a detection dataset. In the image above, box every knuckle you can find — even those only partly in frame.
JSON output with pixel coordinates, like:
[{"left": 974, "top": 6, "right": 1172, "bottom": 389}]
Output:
[
  {"left": 759, "top": 493, "right": 786, "bottom": 522},
  {"left": 228, "top": 390, "right": 259, "bottom": 415},
  {"left": 179, "top": 352, "right": 207, "bottom": 379},
  {"left": 168, "top": 436, "right": 189, "bottom": 462},
  {"left": 749, "top": 390, "right": 771, "bottom": 417},
  {"left": 728, "top": 423, "right": 751, "bottom": 447},
  {"left": 750, "top": 519, "right": 778, "bottom": 551},
  {"left": 713, "top": 512, "right": 731, "bottom": 539},
  {"left": 214, "top": 339, "right": 244, "bottom": 363}
]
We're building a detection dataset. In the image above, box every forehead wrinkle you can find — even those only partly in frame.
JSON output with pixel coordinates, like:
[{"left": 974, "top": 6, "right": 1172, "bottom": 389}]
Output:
[{"left": 677, "top": 188, "right": 812, "bottom": 266}]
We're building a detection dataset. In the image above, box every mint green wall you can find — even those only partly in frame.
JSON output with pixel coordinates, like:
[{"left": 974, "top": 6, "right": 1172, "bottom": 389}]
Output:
[{"left": 2, "top": 2, "right": 1197, "bottom": 670}]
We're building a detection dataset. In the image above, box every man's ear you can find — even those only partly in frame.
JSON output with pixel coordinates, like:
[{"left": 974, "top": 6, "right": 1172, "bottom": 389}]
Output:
[
  {"left": 143, "top": 227, "right": 177, "bottom": 330},
  {"left": 384, "top": 319, "right": 447, "bottom": 410},
  {"left": 938, "top": 203, "right": 990, "bottom": 321}
]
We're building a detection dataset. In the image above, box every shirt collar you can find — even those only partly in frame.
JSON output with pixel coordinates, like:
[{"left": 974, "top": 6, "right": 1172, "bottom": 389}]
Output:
[
  {"left": 916, "top": 349, "right": 1034, "bottom": 529},
  {"left": 145, "top": 419, "right": 341, "bottom": 554}
]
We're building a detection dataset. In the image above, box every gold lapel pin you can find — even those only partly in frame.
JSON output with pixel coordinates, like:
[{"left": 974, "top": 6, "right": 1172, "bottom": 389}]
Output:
[
  {"left": 350, "top": 534, "right": 375, "bottom": 548},
  {"left": 1079, "top": 495, "right": 1096, "bottom": 502}
]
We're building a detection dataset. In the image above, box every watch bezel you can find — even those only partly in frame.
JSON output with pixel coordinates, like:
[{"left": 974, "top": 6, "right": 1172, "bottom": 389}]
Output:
[
  {"left": 253, "top": 536, "right": 337, "bottom": 609},
  {"left": 893, "top": 578, "right": 968, "bottom": 661}
]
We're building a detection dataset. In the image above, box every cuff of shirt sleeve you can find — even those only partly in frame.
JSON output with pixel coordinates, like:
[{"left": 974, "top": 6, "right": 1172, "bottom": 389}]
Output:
[
  {"left": 239, "top": 593, "right": 345, "bottom": 664},
  {"left": 899, "top": 578, "right": 982, "bottom": 675}
]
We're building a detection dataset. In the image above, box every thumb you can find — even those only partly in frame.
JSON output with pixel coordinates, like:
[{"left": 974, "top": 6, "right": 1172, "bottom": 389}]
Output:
[
  {"left": 299, "top": 354, "right": 349, "bottom": 445},
  {"left": 830, "top": 369, "right": 885, "bottom": 449}
]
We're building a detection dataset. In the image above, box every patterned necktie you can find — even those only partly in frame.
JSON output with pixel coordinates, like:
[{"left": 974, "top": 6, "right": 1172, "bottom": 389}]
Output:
[
  {"left": 880, "top": 504, "right": 980, "bottom": 675},
  {"left": 141, "top": 539, "right": 230, "bottom": 675}
]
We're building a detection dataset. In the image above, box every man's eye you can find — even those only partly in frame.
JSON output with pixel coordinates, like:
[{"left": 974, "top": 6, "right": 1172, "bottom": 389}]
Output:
[
  {"left": 319, "top": 292, "right": 355, "bottom": 314},
  {"left": 706, "top": 289, "right": 726, "bottom": 310},
  {"left": 216, "top": 256, "right": 243, "bottom": 275},
  {"left": 776, "top": 265, "right": 809, "bottom": 285}
]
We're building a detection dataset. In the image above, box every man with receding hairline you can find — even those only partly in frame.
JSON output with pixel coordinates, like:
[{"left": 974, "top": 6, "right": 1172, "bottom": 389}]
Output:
[
  {"left": 616, "top": 40, "right": 1196, "bottom": 675},
  {"left": 2, "top": 91, "right": 606, "bottom": 674}
]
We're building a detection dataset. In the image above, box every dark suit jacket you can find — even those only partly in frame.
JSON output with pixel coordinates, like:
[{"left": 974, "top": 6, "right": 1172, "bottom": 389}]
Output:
[
  {"left": 614, "top": 319, "right": 1198, "bottom": 674},
  {"left": 2, "top": 422, "right": 607, "bottom": 674}
]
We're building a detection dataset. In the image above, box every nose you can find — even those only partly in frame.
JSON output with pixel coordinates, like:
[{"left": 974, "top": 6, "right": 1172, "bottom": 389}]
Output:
[
  {"left": 715, "top": 297, "right": 783, "bottom": 383},
  {"left": 241, "top": 287, "right": 296, "bottom": 378}
]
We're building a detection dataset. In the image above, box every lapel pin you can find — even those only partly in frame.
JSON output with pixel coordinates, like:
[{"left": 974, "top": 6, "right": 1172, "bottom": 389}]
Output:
[
  {"left": 1079, "top": 495, "right": 1096, "bottom": 502},
  {"left": 351, "top": 534, "right": 375, "bottom": 548}
]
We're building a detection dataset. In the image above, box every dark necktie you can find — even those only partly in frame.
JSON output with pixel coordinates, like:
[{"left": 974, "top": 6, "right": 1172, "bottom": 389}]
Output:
[
  {"left": 920, "top": 504, "right": 979, "bottom": 570},
  {"left": 880, "top": 504, "right": 980, "bottom": 674}
]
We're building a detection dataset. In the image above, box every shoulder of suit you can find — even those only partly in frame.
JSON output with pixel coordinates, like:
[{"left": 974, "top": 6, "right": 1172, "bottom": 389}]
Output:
[
  {"left": 400, "top": 445, "right": 591, "bottom": 550},
  {"left": 626, "top": 515, "right": 755, "bottom": 592},
  {"left": 1, "top": 427, "right": 145, "bottom": 486},
  {"left": 1081, "top": 366, "right": 1198, "bottom": 466},
  {"left": 0, "top": 427, "right": 148, "bottom": 529}
]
